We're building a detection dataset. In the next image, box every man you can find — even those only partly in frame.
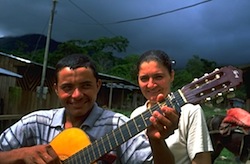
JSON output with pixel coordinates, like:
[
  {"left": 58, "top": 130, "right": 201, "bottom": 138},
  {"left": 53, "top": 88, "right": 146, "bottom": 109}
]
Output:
[{"left": 0, "top": 53, "right": 179, "bottom": 163}]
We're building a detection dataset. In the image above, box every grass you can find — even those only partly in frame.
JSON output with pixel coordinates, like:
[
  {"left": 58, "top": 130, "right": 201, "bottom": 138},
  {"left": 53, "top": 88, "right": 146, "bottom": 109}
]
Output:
[{"left": 214, "top": 149, "right": 237, "bottom": 164}]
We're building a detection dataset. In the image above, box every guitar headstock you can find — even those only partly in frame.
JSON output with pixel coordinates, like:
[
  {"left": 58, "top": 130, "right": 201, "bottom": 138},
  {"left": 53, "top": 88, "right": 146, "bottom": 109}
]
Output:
[{"left": 180, "top": 65, "right": 243, "bottom": 104}]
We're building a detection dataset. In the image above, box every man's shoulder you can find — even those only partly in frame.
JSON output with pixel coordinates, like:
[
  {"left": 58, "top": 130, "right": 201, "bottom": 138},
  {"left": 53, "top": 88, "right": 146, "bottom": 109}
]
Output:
[
  {"left": 102, "top": 108, "right": 128, "bottom": 119},
  {"left": 21, "top": 108, "right": 64, "bottom": 123}
]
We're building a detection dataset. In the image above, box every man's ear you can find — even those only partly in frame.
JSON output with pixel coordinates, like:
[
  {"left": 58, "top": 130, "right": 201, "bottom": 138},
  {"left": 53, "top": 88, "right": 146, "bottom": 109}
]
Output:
[
  {"left": 97, "top": 79, "right": 102, "bottom": 92},
  {"left": 54, "top": 83, "right": 58, "bottom": 95}
]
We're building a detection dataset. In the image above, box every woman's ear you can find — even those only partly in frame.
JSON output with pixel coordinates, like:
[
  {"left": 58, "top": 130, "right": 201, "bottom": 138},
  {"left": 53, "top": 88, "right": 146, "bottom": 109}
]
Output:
[{"left": 170, "top": 70, "right": 175, "bottom": 83}]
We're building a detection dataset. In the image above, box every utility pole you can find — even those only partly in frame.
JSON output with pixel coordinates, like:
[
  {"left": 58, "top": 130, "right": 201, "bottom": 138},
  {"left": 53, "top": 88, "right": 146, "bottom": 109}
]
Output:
[{"left": 38, "top": 0, "right": 57, "bottom": 107}]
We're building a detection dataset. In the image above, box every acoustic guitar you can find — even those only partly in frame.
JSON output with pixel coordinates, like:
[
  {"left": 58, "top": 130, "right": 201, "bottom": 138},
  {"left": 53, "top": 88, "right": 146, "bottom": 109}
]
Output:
[{"left": 50, "top": 65, "right": 243, "bottom": 163}]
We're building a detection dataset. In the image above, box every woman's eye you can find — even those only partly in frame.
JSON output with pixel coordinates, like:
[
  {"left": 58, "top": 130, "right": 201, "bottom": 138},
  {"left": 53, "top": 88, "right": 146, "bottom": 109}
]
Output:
[
  {"left": 155, "top": 75, "right": 163, "bottom": 80},
  {"left": 140, "top": 76, "right": 148, "bottom": 82}
]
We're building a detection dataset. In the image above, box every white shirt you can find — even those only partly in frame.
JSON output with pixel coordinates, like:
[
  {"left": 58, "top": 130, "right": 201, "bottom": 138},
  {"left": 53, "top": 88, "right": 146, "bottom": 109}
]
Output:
[{"left": 131, "top": 102, "right": 214, "bottom": 164}]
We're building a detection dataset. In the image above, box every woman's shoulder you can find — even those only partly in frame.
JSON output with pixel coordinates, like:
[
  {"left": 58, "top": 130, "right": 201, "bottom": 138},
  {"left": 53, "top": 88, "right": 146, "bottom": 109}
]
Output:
[
  {"left": 130, "top": 105, "right": 147, "bottom": 118},
  {"left": 181, "top": 103, "right": 202, "bottom": 112}
]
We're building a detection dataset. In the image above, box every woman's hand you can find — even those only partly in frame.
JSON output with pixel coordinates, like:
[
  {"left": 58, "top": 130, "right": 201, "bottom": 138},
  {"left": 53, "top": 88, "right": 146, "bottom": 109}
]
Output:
[{"left": 146, "top": 94, "right": 180, "bottom": 140}]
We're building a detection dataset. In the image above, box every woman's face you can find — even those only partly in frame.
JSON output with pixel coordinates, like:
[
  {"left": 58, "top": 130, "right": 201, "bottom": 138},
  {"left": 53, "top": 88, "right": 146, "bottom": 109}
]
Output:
[{"left": 138, "top": 60, "right": 174, "bottom": 104}]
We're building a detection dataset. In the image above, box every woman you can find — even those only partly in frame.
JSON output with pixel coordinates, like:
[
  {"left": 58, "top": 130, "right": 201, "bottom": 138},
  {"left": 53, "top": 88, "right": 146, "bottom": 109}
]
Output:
[{"left": 131, "top": 50, "right": 213, "bottom": 164}]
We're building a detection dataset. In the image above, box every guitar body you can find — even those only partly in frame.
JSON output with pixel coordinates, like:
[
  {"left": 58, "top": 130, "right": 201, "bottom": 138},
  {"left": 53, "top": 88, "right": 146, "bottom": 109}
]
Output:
[{"left": 50, "top": 128, "right": 91, "bottom": 161}]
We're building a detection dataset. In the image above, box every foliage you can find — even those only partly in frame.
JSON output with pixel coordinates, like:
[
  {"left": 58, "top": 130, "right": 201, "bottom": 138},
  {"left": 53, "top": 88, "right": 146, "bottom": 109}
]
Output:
[
  {"left": 185, "top": 55, "right": 217, "bottom": 78},
  {"left": 108, "top": 54, "right": 139, "bottom": 84},
  {"left": 4, "top": 35, "right": 246, "bottom": 101},
  {"left": 172, "top": 55, "right": 218, "bottom": 91},
  {"left": 172, "top": 69, "right": 193, "bottom": 91}
]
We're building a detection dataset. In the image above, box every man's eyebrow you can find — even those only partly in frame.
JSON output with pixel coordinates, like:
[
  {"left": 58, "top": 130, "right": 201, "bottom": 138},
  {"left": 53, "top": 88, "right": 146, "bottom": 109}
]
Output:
[{"left": 79, "top": 81, "right": 93, "bottom": 85}]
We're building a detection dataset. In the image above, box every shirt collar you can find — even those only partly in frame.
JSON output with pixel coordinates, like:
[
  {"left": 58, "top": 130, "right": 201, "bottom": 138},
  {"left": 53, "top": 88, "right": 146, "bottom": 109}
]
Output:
[
  {"left": 50, "top": 107, "right": 65, "bottom": 127},
  {"left": 50, "top": 104, "right": 104, "bottom": 129},
  {"left": 80, "top": 103, "right": 103, "bottom": 129}
]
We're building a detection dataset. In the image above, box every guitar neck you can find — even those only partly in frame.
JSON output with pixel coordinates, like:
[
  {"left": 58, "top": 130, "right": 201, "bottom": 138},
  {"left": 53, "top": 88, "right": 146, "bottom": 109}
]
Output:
[
  {"left": 63, "top": 90, "right": 185, "bottom": 163},
  {"left": 62, "top": 66, "right": 243, "bottom": 163}
]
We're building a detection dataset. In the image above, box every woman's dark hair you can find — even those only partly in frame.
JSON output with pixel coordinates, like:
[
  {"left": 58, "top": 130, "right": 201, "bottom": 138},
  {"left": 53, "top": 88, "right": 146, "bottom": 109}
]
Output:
[
  {"left": 137, "top": 50, "right": 172, "bottom": 74},
  {"left": 55, "top": 54, "right": 99, "bottom": 83}
]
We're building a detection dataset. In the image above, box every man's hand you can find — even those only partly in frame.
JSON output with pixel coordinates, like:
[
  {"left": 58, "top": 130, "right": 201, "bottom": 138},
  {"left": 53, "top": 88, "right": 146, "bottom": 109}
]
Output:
[{"left": 1, "top": 144, "right": 61, "bottom": 164}]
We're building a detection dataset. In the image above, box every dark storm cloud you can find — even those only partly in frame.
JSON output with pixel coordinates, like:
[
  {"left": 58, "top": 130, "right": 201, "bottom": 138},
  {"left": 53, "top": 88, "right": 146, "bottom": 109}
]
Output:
[{"left": 0, "top": 0, "right": 249, "bottom": 68}]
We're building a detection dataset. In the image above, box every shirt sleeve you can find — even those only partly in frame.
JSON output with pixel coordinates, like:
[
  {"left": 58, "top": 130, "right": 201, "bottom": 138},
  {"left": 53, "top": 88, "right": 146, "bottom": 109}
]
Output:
[
  {"left": 113, "top": 113, "right": 153, "bottom": 164},
  {"left": 184, "top": 104, "right": 213, "bottom": 160},
  {"left": 0, "top": 119, "right": 27, "bottom": 151}
]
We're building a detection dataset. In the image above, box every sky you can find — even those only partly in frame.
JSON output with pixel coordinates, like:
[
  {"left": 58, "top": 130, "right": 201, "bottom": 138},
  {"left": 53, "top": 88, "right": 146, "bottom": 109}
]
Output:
[{"left": 0, "top": 0, "right": 250, "bottom": 68}]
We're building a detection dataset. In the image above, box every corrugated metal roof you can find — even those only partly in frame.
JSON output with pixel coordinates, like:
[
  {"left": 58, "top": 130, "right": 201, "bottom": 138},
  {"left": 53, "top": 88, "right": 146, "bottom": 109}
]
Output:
[
  {"left": 0, "top": 52, "right": 139, "bottom": 89},
  {"left": 0, "top": 68, "right": 23, "bottom": 78},
  {"left": 0, "top": 52, "right": 54, "bottom": 69}
]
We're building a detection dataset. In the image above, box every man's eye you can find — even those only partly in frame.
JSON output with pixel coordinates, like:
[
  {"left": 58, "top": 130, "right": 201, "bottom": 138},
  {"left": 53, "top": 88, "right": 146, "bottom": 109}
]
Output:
[
  {"left": 80, "top": 83, "right": 92, "bottom": 89},
  {"left": 61, "top": 85, "right": 73, "bottom": 92}
]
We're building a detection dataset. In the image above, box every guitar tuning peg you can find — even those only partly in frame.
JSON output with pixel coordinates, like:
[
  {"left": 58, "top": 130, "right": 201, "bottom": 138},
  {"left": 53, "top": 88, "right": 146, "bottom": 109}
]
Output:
[
  {"left": 215, "top": 74, "right": 220, "bottom": 79},
  {"left": 226, "top": 88, "right": 235, "bottom": 99},
  {"left": 206, "top": 97, "right": 212, "bottom": 101},
  {"left": 214, "top": 68, "right": 219, "bottom": 72},
  {"left": 204, "top": 97, "right": 213, "bottom": 107},
  {"left": 193, "top": 78, "right": 198, "bottom": 82},
  {"left": 215, "top": 93, "right": 224, "bottom": 104},
  {"left": 204, "top": 100, "right": 213, "bottom": 108},
  {"left": 217, "top": 93, "right": 223, "bottom": 96},
  {"left": 227, "top": 92, "right": 235, "bottom": 99},
  {"left": 222, "top": 84, "right": 227, "bottom": 88},
  {"left": 216, "top": 97, "right": 224, "bottom": 104}
]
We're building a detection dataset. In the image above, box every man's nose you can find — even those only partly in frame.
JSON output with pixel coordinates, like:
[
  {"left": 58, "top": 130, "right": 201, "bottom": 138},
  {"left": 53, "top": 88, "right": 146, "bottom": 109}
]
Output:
[{"left": 72, "top": 88, "right": 82, "bottom": 97}]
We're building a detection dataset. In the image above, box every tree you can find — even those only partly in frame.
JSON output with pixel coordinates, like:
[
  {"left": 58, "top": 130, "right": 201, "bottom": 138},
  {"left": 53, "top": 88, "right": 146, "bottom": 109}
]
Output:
[
  {"left": 108, "top": 54, "right": 139, "bottom": 83},
  {"left": 186, "top": 55, "right": 217, "bottom": 79},
  {"left": 172, "top": 69, "right": 193, "bottom": 91},
  {"left": 173, "top": 55, "right": 217, "bottom": 91},
  {"left": 85, "top": 36, "right": 129, "bottom": 53},
  {"left": 48, "top": 40, "right": 87, "bottom": 66}
]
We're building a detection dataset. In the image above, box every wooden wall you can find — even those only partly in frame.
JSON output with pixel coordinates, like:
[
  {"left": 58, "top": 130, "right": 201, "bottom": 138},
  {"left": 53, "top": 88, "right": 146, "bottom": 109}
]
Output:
[{"left": 0, "top": 53, "right": 142, "bottom": 132}]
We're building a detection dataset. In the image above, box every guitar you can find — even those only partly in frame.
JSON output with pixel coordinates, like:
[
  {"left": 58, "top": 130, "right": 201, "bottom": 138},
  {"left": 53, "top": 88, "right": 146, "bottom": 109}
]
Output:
[{"left": 50, "top": 65, "right": 243, "bottom": 163}]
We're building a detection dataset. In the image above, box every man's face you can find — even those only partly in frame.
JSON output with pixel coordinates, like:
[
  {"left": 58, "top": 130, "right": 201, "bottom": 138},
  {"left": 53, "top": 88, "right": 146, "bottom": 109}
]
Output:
[{"left": 54, "top": 67, "right": 101, "bottom": 117}]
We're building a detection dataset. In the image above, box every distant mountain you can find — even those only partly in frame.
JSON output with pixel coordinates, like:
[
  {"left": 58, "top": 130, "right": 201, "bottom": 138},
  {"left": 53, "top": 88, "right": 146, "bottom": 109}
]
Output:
[{"left": 0, "top": 34, "right": 61, "bottom": 53}]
